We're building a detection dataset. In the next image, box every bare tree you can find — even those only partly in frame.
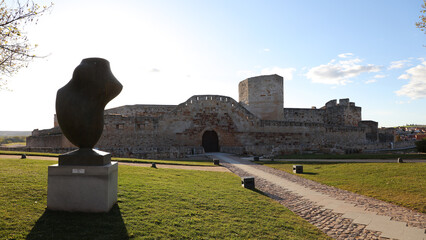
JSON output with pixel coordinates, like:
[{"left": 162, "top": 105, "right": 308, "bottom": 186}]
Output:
[{"left": 0, "top": 0, "right": 53, "bottom": 89}]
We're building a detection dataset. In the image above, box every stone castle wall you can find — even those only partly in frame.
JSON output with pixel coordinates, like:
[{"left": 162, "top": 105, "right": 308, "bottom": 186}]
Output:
[
  {"left": 284, "top": 108, "right": 324, "bottom": 123},
  {"left": 27, "top": 74, "right": 391, "bottom": 159},
  {"left": 105, "top": 105, "right": 177, "bottom": 117},
  {"left": 91, "top": 94, "right": 377, "bottom": 158},
  {"left": 27, "top": 127, "right": 75, "bottom": 148}
]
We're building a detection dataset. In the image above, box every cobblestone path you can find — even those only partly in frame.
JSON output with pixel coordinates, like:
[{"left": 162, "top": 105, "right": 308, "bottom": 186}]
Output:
[{"left": 211, "top": 153, "right": 425, "bottom": 240}]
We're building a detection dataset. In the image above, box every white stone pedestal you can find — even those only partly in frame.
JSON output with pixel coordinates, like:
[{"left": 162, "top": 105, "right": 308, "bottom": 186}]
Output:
[{"left": 47, "top": 162, "right": 118, "bottom": 212}]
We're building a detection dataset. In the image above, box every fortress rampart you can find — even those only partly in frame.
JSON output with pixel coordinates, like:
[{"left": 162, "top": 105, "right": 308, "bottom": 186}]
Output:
[{"left": 27, "top": 74, "right": 394, "bottom": 158}]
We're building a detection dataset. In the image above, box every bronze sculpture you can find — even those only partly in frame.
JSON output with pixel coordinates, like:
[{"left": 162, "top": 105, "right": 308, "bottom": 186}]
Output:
[{"left": 55, "top": 58, "right": 122, "bottom": 165}]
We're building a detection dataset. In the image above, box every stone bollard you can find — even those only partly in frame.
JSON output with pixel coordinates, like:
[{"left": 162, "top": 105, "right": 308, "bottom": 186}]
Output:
[
  {"left": 213, "top": 159, "right": 220, "bottom": 165},
  {"left": 242, "top": 176, "right": 255, "bottom": 190},
  {"left": 21, "top": 154, "right": 26, "bottom": 159},
  {"left": 397, "top": 158, "right": 403, "bottom": 163},
  {"left": 293, "top": 165, "right": 303, "bottom": 174},
  {"left": 151, "top": 163, "right": 157, "bottom": 168}
]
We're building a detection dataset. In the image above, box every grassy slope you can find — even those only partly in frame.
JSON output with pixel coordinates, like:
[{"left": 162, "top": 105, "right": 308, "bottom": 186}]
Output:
[
  {"left": 0, "top": 158, "right": 329, "bottom": 240},
  {"left": 259, "top": 161, "right": 426, "bottom": 213}
]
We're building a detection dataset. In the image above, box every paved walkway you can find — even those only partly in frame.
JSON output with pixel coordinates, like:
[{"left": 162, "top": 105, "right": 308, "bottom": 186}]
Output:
[{"left": 211, "top": 153, "right": 425, "bottom": 240}]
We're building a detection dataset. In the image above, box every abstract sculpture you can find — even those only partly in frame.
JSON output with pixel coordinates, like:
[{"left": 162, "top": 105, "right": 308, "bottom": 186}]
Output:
[
  {"left": 55, "top": 58, "right": 122, "bottom": 165},
  {"left": 47, "top": 58, "right": 122, "bottom": 212}
]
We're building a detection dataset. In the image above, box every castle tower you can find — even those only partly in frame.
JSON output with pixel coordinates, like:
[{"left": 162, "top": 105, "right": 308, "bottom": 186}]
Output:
[{"left": 238, "top": 74, "right": 284, "bottom": 121}]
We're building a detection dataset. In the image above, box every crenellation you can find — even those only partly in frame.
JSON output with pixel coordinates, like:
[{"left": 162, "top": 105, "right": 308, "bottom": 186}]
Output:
[{"left": 339, "top": 98, "right": 349, "bottom": 106}]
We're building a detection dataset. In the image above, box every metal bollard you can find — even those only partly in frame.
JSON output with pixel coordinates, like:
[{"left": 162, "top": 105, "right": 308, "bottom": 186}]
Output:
[
  {"left": 293, "top": 165, "right": 303, "bottom": 173},
  {"left": 242, "top": 176, "right": 255, "bottom": 190}
]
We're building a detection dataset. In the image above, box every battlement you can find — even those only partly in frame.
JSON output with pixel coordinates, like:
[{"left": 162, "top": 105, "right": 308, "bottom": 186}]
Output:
[
  {"left": 323, "top": 98, "right": 361, "bottom": 127},
  {"left": 186, "top": 95, "right": 234, "bottom": 104},
  {"left": 176, "top": 95, "right": 258, "bottom": 121},
  {"left": 105, "top": 104, "right": 177, "bottom": 117},
  {"left": 324, "top": 98, "right": 356, "bottom": 108}
]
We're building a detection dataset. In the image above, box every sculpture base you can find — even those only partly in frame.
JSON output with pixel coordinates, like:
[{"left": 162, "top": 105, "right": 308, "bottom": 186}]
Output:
[
  {"left": 59, "top": 148, "right": 111, "bottom": 166},
  {"left": 47, "top": 162, "right": 118, "bottom": 212}
]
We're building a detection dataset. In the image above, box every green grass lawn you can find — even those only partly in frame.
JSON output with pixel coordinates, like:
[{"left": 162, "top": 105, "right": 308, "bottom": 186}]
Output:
[
  {"left": 274, "top": 152, "right": 426, "bottom": 159},
  {"left": 0, "top": 158, "right": 330, "bottom": 240},
  {"left": 258, "top": 161, "right": 426, "bottom": 213},
  {"left": 0, "top": 150, "right": 59, "bottom": 157},
  {"left": 0, "top": 150, "right": 214, "bottom": 166},
  {"left": 113, "top": 157, "right": 214, "bottom": 166}
]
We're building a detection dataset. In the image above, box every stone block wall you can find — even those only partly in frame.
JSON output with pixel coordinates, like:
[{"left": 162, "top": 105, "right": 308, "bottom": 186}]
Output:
[
  {"left": 105, "top": 104, "right": 177, "bottom": 117},
  {"left": 284, "top": 108, "right": 324, "bottom": 123},
  {"left": 359, "top": 121, "right": 379, "bottom": 142},
  {"left": 378, "top": 128, "right": 395, "bottom": 143},
  {"left": 27, "top": 127, "right": 75, "bottom": 148}
]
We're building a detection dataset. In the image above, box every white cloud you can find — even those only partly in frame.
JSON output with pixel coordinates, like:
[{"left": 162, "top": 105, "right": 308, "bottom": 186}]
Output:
[
  {"left": 395, "top": 61, "right": 426, "bottom": 99},
  {"left": 338, "top": 53, "right": 354, "bottom": 58},
  {"left": 374, "top": 74, "right": 386, "bottom": 78},
  {"left": 261, "top": 67, "right": 296, "bottom": 81},
  {"left": 339, "top": 58, "right": 362, "bottom": 65},
  {"left": 389, "top": 60, "right": 409, "bottom": 70},
  {"left": 365, "top": 79, "right": 377, "bottom": 84},
  {"left": 263, "top": 48, "right": 270, "bottom": 52},
  {"left": 306, "top": 56, "right": 381, "bottom": 85},
  {"left": 398, "top": 74, "right": 410, "bottom": 80}
]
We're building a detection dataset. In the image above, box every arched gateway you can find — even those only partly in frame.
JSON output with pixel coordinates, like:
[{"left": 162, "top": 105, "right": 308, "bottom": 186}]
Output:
[{"left": 202, "top": 130, "right": 219, "bottom": 152}]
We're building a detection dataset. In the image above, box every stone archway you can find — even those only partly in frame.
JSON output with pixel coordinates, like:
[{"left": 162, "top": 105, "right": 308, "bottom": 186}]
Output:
[{"left": 202, "top": 130, "right": 219, "bottom": 152}]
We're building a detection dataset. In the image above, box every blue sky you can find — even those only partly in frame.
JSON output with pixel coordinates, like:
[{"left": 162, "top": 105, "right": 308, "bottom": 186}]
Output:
[{"left": 1, "top": 0, "right": 425, "bottom": 131}]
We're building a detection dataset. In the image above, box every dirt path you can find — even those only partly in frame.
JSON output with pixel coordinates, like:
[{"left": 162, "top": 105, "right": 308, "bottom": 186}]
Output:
[{"left": 0, "top": 154, "right": 230, "bottom": 172}]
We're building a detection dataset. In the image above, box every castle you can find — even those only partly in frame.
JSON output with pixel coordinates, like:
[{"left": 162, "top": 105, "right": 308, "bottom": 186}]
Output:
[{"left": 27, "top": 74, "right": 392, "bottom": 158}]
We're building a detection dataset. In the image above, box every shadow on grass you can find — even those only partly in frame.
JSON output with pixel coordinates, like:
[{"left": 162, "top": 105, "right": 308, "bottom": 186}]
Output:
[
  {"left": 300, "top": 172, "right": 318, "bottom": 175},
  {"left": 26, "top": 204, "right": 129, "bottom": 240}
]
